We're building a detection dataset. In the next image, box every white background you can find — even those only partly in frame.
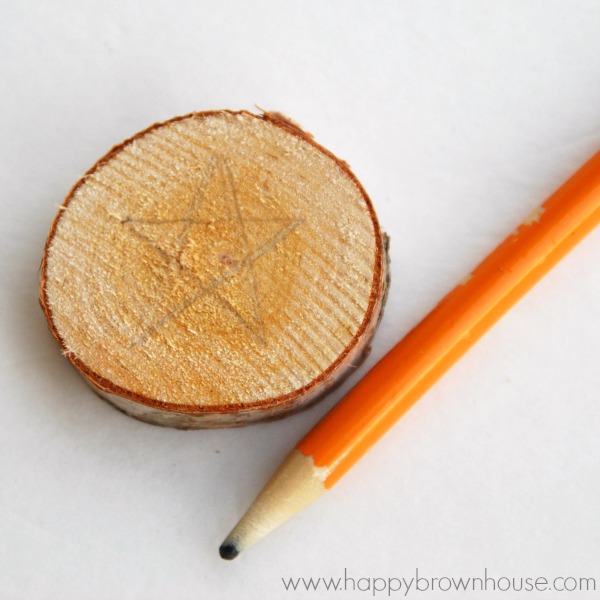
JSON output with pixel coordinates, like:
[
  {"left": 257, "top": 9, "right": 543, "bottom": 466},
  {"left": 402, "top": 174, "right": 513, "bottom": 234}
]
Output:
[{"left": 1, "top": 2, "right": 599, "bottom": 598}]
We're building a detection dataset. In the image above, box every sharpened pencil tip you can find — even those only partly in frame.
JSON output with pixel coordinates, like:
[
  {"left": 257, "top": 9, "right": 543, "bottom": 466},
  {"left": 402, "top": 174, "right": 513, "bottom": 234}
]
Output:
[{"left": 219, "top": 541, "right": 240, "bottom": 560}]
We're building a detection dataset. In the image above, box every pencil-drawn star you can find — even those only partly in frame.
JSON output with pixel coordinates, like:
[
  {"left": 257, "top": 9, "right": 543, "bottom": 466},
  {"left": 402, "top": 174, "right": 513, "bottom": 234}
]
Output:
[{"left": 122, "top": 156, "right": 303, "bottom": 345}]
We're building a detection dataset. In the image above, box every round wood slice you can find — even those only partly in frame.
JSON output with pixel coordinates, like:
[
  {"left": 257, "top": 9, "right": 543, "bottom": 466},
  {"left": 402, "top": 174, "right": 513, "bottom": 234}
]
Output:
[{"left": 40, "top": 110, "right": 389, "bottom": 428}]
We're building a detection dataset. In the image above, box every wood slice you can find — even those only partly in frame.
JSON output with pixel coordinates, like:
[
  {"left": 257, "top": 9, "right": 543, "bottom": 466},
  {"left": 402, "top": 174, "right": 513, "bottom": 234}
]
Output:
[{"left": 40, "top": 110, "right": 389, "bottom": 428}]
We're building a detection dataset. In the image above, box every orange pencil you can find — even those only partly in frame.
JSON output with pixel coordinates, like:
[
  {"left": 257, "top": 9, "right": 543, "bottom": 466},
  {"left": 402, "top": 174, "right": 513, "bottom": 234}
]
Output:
[{"left": 219, "top": 151, "right": 600, "bottom": 560}]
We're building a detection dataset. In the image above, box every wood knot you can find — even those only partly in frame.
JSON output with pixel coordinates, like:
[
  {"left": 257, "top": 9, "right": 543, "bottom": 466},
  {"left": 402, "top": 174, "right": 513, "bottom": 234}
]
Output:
[{"left": 219, "top": 252, "right": 238, "bottom": 268}]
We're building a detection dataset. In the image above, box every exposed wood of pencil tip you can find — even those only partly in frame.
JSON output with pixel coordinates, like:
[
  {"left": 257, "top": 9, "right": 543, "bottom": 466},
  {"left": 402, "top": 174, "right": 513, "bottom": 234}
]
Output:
[{"left": 219, "top": 449, "right": 328, "bottom": 559}]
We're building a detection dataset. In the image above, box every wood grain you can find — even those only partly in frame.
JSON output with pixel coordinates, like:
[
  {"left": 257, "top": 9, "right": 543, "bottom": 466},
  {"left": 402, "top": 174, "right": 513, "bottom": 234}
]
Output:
[{"left": 40, "top": 110, "right": 389, "bottom": 428}]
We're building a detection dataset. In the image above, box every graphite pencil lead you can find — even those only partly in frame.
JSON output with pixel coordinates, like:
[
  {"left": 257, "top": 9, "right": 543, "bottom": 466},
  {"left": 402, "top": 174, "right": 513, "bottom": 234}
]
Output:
[{"left": 219, "top": 541, "right": 240, "bottom": 560}]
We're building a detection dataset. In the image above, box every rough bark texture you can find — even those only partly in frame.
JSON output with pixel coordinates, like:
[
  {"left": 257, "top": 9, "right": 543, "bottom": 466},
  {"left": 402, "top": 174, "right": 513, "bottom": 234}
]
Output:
[{"left": 40, "top": 110, "right": 390, "bottom": 428}]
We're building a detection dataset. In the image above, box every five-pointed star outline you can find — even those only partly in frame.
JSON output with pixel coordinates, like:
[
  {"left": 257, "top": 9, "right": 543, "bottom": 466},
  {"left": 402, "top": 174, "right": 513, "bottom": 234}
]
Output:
[{"left": 122, "top": 157, "right": 303, "bottom": 345}]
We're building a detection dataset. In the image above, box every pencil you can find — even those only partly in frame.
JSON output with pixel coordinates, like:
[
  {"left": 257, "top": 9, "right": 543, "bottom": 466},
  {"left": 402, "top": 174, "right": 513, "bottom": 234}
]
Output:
[{"left": 219, "top": 150, "right": 600, "bottom": 560}]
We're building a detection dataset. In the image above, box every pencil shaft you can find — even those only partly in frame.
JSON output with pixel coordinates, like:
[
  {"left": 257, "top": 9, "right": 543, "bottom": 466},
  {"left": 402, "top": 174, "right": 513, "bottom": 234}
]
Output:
[{"left": 299, "top": 151, "right": 600, "bottom": 486}]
